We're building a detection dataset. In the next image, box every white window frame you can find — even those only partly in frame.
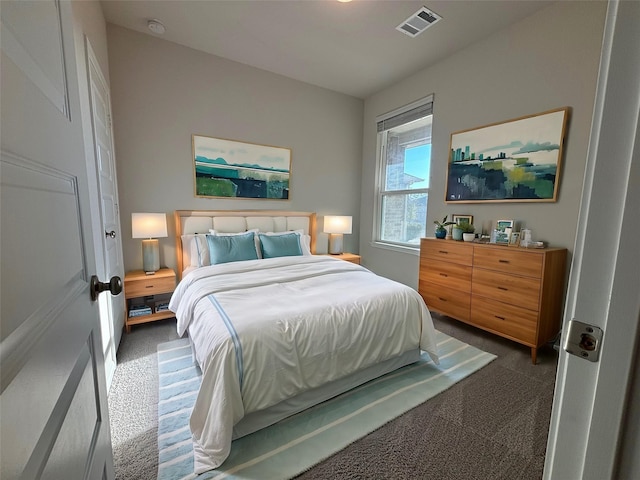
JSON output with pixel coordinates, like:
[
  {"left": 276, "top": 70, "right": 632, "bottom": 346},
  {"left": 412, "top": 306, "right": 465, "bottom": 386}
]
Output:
[{"left": 372, "top": 95, "right": 434, "bottom": 254}]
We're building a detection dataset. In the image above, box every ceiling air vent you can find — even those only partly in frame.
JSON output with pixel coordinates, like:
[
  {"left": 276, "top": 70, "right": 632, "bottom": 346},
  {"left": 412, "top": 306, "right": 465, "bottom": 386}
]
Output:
[{"left": 396, "top": 6, "right": 441, "bottom": 38}]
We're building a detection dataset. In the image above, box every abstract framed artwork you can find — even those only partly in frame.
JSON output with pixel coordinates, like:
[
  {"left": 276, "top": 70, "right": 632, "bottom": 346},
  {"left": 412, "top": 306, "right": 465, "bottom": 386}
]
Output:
[
  {"left": 193, "top": 134, "right": 291, "bottom": 199},
  {"left": 445, "top": 107, "right": 569, "bottom": 203}
]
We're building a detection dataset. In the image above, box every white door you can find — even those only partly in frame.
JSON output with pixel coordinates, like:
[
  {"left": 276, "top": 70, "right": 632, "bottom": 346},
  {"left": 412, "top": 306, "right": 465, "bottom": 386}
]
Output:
[
  {"left": 544, "top": 0, "right": 640, "bottom": 478},
  {"left": 1, "top": 1, "right": 115, "bottom": 479},
  {"left": 86, "top": 39, "right": 124, "bottom": 389}
]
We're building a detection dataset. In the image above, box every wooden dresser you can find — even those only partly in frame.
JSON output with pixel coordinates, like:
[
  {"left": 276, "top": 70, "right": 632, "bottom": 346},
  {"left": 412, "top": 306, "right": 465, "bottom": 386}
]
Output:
[{"left": 419, "top": 238, "right": 567, "bottom": 363}]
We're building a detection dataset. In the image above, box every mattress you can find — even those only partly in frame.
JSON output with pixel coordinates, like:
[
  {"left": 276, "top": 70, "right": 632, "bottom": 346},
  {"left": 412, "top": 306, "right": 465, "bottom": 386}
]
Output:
[{"left": 169, "top": 255, "right": 439, "bottom": 473}]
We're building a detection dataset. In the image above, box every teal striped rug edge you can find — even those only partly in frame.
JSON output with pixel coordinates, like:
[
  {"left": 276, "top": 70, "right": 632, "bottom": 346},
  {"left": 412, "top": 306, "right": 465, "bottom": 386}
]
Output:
[{"left": 157, "top": 331, "right": 496, "bottom": 480}]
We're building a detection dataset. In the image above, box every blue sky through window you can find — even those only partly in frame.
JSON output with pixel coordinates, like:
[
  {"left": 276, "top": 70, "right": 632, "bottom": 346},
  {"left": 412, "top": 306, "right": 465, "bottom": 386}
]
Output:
[{"left": 405, "top": 144, "right": 430, "bottom": 189}]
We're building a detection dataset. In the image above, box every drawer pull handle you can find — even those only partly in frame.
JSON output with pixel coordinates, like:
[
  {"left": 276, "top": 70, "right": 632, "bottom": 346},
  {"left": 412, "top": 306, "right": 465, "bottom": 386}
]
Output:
[
  {"left": 146, "top": 285, "right": 154, "bottom": 288},
  {"left": 438, "top": 297, "right": 447, "bottom": 302},
  {"left": 499, "top": 259, "right": 510, "bottom": 263},
  {"left": 438, "top": 250, "right": 448, "bottom": 254},
  {"left": 497, "top": 286, "right": 508, "bottom": 291},
  {"left": 439, "top": 273, "right": 448, "bottom": 277},
  {"left": 495, "top": 315, "right": 506, "bottom": 320}
]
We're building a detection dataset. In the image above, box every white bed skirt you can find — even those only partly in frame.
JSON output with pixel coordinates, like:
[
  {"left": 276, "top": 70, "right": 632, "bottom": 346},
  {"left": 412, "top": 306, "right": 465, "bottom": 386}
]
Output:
[{"left": 231, "top": 348, "right": 421, "bottom": 439}]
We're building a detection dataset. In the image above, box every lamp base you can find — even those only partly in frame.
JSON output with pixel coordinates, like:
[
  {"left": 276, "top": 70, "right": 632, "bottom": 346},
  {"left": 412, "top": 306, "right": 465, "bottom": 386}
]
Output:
[
  {"left": 328, "top": 233, "right": 344, "bottom": 255},
  {"left": 141, "top": 238, "right": 160, "bottom": 274}
]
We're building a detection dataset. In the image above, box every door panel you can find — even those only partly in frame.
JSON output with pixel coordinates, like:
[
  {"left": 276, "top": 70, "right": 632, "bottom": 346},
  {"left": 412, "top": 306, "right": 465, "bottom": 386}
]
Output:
[
  {"left": 0, "top": 156, "right": 85, "bottom": 342},
  {"left": 39, "top": 346, "right": 99, "bottom": 480},
  {"left": 0, "top": 0, "right": 69, "bottom": 116},
  {"left": 1, "top": 1, "right": 114, "bottom": 478},
  {"left": 1, "top": 153, "right": 113, "bottom": 479},
  {"left": 87, "top": 40, "right": 124, "bottom": 388}
]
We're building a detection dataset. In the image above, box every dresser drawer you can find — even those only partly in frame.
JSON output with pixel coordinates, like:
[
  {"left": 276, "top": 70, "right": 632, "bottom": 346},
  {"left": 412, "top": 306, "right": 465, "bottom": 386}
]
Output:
[
  {"left": 420, "top": 282, "right": 471, "bottom": 321},
  {"left": 125, "top": 275, "right": 175, "bottom": 298},
  {"left": 421, "top": 239, "right": 473, "bottom": 265},
  {"left": 471, "top": 296, "right": 537, "bottom": 344},
  {"left": 420, "top": 257, "right": 472, "bottom": 292},
  {"left": 473, "top": 247, "right": 543, "bottom": 278},
  {"left": 472, "top": 268, "right": 541, "bottom": 311}
]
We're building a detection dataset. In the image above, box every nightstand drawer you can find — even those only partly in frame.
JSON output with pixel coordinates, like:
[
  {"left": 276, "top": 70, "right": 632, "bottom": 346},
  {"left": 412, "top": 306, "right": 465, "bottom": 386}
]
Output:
[{"left": 126, "top": 276, "right": 175, "bottom": 298}]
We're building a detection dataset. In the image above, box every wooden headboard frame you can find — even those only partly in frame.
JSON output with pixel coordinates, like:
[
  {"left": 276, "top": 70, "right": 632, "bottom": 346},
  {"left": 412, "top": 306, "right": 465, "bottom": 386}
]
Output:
[{"left": 174, "top": 209, "right": 317, "bottom": 279}]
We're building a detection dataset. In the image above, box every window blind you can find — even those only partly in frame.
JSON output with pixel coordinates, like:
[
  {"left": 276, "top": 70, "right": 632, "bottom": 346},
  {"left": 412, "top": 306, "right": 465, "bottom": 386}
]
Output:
[{"left": 376, "top": 95, "right": 434, "bottom": 132}]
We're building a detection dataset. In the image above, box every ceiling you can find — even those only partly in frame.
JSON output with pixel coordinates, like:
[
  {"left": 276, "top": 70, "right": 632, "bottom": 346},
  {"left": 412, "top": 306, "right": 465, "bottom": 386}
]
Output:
[{"left": 101, "top": 0, "right": 554, "bottom": 99}]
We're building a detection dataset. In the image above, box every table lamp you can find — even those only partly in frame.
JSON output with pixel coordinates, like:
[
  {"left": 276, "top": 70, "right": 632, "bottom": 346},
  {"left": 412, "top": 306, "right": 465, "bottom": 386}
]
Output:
[
  {"left": 132, "top": 212, "right": 168, "bottom": 274},
  {"left": 324, "top": 215, "right": 352, "bottom": 255}
]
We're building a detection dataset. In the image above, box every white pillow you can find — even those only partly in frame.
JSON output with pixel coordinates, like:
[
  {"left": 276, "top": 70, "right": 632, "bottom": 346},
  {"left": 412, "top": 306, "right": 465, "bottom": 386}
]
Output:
[
  {"left": 190, "top": 234, "right": 210, "bottom": 267},
  {"left": 261, "top": 229, "right": 312, "bottom": 256},
  {"left": 209, "top": 229, "right": 259, "bottom": 236},
  {"left": 180, "top": 234, "right": 210, "bottom": 268}
]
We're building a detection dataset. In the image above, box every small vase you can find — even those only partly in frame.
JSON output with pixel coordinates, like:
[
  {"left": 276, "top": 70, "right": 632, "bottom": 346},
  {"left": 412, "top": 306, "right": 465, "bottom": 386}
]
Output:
[
  {"left": 452, "top": 227, "right": 463, "bottom": 241},
  {"left": 435, "top": 228, "right": 447, "bottom": 239}
]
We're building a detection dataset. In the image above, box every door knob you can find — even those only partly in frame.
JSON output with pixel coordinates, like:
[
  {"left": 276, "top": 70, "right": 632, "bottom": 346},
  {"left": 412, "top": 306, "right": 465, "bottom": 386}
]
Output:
[
  {"left": 105, "top": 230, "right": 116, "bottom": 238},
  {"left": 90, "top": 275, "right": 123, "bottom": 301}
]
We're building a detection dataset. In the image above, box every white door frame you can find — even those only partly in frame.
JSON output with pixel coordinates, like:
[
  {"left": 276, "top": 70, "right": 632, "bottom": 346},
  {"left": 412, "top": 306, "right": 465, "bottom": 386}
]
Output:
[
  {"left": 84, "top": 36, "right": 125, "bottom": 389},
  {"left": 544, "top": 1, "right": 640, "bottom": 478}
]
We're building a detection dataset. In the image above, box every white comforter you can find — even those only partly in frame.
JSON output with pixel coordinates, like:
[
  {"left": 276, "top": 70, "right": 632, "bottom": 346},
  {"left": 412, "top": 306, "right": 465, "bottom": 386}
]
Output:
[{"left": 169, "top": 255, "right": 439, "bottom": 474}]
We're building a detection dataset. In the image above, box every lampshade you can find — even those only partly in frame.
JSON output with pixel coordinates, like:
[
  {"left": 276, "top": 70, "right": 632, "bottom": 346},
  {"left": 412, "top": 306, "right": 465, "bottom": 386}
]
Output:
[
  {"left": 132, "top": 213, "right": 167, "bottom": 274},
  {"left": 131, "top": 213, "right": 168, "bottom": 239},
  {"left": 324, "top": 215, "right": 352, "bottom": 255},
  {"left": 323, "top": 215, "right": 352, "bottom": 235}
]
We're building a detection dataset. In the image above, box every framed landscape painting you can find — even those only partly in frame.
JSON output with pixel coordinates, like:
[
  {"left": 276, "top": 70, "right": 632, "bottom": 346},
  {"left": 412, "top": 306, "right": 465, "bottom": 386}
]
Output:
[
  {"left": 445, "top": 107, "right": 569, "bottom": 203},
  {"left": 193, "top": 134, "right": 291, "bottom": 199}
]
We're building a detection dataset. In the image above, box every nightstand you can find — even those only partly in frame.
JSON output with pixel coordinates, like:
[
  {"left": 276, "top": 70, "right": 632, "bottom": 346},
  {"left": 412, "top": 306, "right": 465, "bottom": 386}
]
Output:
[
  {"left": 328, "top": 253, "right": 361, "bottom": 265},
  {"left": 124, "top": 268, "right": 176, "bottom": 332}
]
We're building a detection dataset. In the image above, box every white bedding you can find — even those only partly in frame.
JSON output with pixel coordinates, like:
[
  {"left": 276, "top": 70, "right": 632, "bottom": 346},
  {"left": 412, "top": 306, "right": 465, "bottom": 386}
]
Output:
[{"left": 169, "top": 255, "right": 439, "bottom": 474}]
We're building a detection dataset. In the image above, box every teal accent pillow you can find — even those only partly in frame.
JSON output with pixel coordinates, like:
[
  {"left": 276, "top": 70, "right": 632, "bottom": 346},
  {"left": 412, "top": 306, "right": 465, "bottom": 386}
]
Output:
[
  {"left": 206, "top": 231, "right": 259, "bottom": 264},
  {"left": 258, "top": 232, "right": 303, "bottom": 259}
]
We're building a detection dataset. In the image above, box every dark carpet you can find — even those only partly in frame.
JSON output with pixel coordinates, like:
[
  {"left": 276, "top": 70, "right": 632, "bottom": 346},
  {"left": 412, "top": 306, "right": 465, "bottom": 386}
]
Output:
[
  {"left": 294, "top": 314, "right": 558, "bottom": 480},
  {"left": 108, "top": 313, "right": 558, "bottom": 480}
]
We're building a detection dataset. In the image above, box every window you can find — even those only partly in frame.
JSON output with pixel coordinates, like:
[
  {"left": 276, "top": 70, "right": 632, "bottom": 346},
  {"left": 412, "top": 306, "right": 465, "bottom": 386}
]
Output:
[{"left": 375, "top": 96, "right": 433, "bottom": 249}]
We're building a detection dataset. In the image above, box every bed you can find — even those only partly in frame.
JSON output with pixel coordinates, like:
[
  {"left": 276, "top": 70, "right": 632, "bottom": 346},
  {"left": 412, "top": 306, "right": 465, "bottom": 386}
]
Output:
[{"left": 169, "top": 210, "right": 439, "bottom": 474}]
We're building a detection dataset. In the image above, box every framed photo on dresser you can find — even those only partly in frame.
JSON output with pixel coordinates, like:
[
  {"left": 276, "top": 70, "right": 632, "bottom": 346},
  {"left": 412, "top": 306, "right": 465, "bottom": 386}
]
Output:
[{"left": 452, "top": 214, "right": 473, "bottom": 226}]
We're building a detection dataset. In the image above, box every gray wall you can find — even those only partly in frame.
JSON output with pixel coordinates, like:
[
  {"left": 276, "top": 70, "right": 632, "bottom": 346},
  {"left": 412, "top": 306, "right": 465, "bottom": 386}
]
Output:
[
  {"left": 107, "top": 24, "right": 364, "bottom": 272},
  {"left": 359, "top": 1, "right": 607, "bottom": 288},
  {"left": 108, "top": 1, "right": 607, "bottom": 286}
]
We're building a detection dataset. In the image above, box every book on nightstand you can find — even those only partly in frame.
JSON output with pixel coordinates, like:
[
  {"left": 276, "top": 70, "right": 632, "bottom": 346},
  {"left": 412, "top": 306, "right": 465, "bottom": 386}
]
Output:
[
  {"left": 155, "top": 302, "right": 170, "bottom": 313},
  {"left": 129, "top": 304, "right": 152, "bottom": 317}
]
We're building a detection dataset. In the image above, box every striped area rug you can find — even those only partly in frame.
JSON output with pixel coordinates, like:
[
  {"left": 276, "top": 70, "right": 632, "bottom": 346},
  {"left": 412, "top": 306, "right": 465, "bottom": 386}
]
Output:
[{"left": 157, "top": 331, "right": 496, "bottom": 480}]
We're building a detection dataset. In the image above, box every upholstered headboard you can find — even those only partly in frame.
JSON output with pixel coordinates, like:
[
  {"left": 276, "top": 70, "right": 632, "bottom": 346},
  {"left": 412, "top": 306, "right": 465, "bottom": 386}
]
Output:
[{"left": 174, "top": 210, "right": 317, "bottom": 279}]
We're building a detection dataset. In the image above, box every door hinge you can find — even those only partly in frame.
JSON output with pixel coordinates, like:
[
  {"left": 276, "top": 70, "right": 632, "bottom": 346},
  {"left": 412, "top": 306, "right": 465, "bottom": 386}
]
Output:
[{"left": 564, "top": 319, "right": 603, "bottom": 362}]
